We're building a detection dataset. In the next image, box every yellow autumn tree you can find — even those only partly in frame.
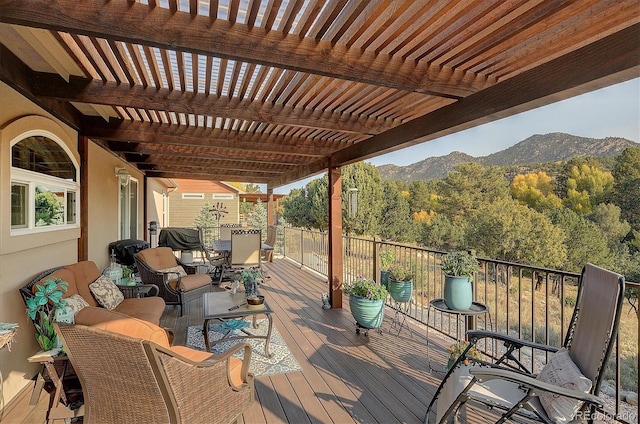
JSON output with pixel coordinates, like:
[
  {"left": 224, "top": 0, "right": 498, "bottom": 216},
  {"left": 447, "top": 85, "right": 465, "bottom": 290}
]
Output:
[{"left": 510, "top": 171, "right": 562, "bottom": 211}]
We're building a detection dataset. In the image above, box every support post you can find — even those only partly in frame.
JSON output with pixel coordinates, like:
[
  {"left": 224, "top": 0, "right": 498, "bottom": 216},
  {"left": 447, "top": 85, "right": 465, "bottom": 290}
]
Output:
[
  {"left": 328, "top": 165, "right": 343, "bottom": 308},
  {"left": 266, "top": 187, "right": 274, "bottom": 225}
]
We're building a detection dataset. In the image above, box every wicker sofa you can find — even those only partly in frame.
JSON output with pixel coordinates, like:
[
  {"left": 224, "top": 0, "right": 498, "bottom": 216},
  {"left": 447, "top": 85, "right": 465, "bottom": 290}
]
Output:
[
  {"left": 20, "top": 261, "right": 165, "bottom": 326},
  {"left": 55, "top": 309, "right": 254, "bottom": 423}
]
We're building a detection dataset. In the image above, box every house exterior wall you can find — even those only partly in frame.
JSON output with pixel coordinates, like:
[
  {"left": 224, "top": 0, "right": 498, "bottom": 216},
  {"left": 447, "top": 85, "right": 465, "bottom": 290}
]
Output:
[
  {"left": 167, "top": 179, "right": 239, "bottom": 228},
  {"left": 0, "top": 82, "right": 168, "bottom": 407}
]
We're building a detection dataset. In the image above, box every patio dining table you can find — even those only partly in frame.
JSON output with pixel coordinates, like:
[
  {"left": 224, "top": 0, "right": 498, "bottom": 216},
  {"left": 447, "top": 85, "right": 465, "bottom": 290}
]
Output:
[{"left": 210, "top": 239, "right": 274, "bottom": 255}]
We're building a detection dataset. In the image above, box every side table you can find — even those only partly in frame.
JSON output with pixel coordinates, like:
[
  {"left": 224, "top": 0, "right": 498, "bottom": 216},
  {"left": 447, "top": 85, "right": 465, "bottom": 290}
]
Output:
[
  {"left": 28, "top": 350, "right": 84, "bottom": 423},
  {"left": 426, "top": 299, "right": 492, "bottom": 372}
]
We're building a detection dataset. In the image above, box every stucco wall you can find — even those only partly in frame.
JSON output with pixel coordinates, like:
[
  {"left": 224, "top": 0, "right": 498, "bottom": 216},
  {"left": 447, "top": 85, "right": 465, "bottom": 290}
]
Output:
[
  {"left": 0, "top": 82, "right": 81, "bottom": 405},
  {"left": 0, "top": 82, "right": 158, "bottom": 409}
]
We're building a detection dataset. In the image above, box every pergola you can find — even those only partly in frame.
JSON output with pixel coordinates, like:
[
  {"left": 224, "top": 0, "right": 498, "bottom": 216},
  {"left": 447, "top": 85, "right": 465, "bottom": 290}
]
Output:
[{"left": 1, "top": 0, "right": 638, "bottom": 307}]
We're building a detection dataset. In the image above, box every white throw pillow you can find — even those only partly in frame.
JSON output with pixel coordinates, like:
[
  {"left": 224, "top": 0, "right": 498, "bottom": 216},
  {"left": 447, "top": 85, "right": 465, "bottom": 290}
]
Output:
[
  {"left": 158, "top": 265, "right": 187, "bottom": 278},
  {"left": 64, "top": 294, "right": 90, "bottom": 315},
  {"left": 536, "top": 348, "right": 592, "bottom": 423},
  {"left": 89, "top": 275, "right": 124, "bottom": 310}
]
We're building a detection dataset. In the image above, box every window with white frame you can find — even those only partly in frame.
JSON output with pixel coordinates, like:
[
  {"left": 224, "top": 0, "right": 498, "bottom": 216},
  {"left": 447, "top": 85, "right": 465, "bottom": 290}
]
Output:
[{"left": 10, "top": 134, "right": 79, "bottom": 233}]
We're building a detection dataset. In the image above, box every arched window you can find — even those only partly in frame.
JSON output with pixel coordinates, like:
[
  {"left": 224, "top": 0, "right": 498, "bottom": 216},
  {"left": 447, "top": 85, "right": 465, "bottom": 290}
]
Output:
[{"left": 10, "top": 133, "right": 80, "bottom": 233}]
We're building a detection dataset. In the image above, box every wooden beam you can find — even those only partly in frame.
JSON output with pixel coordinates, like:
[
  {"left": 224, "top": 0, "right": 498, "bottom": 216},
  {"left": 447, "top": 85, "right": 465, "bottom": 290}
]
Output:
[
  {"left": 0, "top": 0, "right": 480, "bottom": 98},
  {"left": 81, "top": 118, "right": 336, "bottom": 157},
  {"left": 0, "top": 44, "right": 82, "bottom": 129},
  {"left": 328, "top": 163, "right": 343, "bottom": 309},
  {"left": 78, "top": 135, "right": 89, "bottom": 261},
  {"left": 33, "top": 75, "right": 397, "bottom": 135},
  {"left": 266, "top": 188, "right": 274, "bottom": 226}
]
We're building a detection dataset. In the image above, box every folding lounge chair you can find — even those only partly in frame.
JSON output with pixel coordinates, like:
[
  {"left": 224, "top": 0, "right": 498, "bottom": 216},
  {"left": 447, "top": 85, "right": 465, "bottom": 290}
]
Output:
[{"left": 425, "top": 263, "right": 625, "bottom": 424}]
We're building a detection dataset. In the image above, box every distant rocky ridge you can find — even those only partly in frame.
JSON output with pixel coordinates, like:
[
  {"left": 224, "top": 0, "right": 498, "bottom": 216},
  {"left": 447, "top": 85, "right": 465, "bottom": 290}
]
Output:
[{"left": 377, "top": 133, "right": 639, "bottom": 182}]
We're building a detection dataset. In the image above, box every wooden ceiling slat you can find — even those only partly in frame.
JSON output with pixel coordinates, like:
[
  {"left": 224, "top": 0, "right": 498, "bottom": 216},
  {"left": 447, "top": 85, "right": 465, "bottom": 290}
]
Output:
[
  {"left": 168, "top": 0, "right": 178, "bottom": 15},
  {"left": 176, "top": 50, "right": 186, "bottom": 92},
  {"left": 292, "top": 0, "right": 323, "bottom": 38},
  {"left": 326, "top": 0, "right": 371, "bottom": 45},
  {"left": 245, "top": 0, "right": 262, "bottom": 30},
  {"left": 126, "top": 43, "right": 151, "bottom": 87},
  {"left": 308, "top": 0, "right": 348, "bottom": 41},
  {"left": 143, "top": 45, "right": 162, "bottom": 87},
  {"left": 216, "top": 58, "right": 228, "bottom": 97},
  {"left": 191, "top": 52, "right": 199, "bottom": 93},
  {"left": 189, "top": 0, "right": 198, "bottom": 18},
  {"left": 342, "top": 0, "right": 393, "bottom": 48},
  {"left": 209, "top": 0, "right": 218, "bottom": 22},
  {"left": 107, "top": 40, "right": 138, "bottom": 85},
  {"left": 262, "top": 0, "right": 282, "bottom": 32},
  {"left": 228, "top": 0, "right": 240, "bottom": 25},
  {"left": 278, "top": 0, "right": 304, "bottom": 34},
  {"left": 266, "top": 70, "right": 297, "bottom": 104},
  {"left": 54, "top": 32, "right": 93, "bottom": 79},
  {"left": 205, "top": 55, "right": 213, "bottom": 95},
  {"left": 256, "top": 67, "right": 283, "bottom": 103},
  {"left": 237, "top": 62, "right": 256, "bottom": 99},
  {"left": 71, "top": 34, "right": 107, "bottom": 80},
  {"left": 276, "top": 72, "right": 310, "bottom": 106},
  {"left": 357, "top": 0, "right": 415, "bottom": 52},
  {"left": 90, "top": 38, "right": 124, "bottom": 83},
  {"left": 227, "top": 60, "right": 242, "bottom": 98},
  {"left": 160, "top": 48, "right": 174, "bottom": 90}
]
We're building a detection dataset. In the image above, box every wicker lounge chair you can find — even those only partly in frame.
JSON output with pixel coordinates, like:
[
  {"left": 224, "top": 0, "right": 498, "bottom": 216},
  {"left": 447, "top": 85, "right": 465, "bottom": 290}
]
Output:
[
  {"left": 425, "top": 263, "right": 625, "bottom": 424},
  {"left": 135, "top": 247, "right": 212, "bottom": 316},
  {"left": 55, "top": 320, "right": 254, "bottom": 423}
]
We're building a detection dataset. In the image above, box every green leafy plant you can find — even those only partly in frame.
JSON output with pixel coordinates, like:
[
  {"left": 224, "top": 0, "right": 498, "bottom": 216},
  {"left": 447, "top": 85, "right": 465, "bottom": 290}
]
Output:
[
  {"left": 440, "top": 251, "right": 480, "bottom": 280},
  {"left": 388, "top": 263, "right": 415, "bottom": 282},
  {"left": 448, "top": 340, "right": 481, "bottom": 365},
  {"left": 25, "top": 278, "right": 68, "bottom": 351},
  {"left": 343, "top": 275, "right": 387, "bottom": 301},
  {"left": 379, "top": 249, "right": 395, "bottom": 271},
  {"left": 239, "top": 269, "right": 261, "bottom": 284},
  {"left": 122, "top": 266, "right": 132, "bottom": 279}
]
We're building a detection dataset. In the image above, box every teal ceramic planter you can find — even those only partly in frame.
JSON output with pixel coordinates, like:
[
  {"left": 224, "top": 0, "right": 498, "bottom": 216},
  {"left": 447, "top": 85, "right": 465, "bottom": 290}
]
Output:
[
  {"left": 349, "top": 295, "right": 385, "bottom": 329},
  {"left": 380, "top": 270, "right": 390, "bottom": 290},
  {"left": 388, "top": 279, "right": 413, "bottom": 303},
  {"left": 443, "top": 275, "right": 473, "bottom": 310}
]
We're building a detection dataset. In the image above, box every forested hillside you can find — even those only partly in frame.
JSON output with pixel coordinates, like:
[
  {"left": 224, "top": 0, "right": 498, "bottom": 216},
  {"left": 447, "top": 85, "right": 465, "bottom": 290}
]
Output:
[
  {"left": 378, "top": 133, "right": 638, "bottom": 182},
  {"left": 281, "top": 146, "right": 640, "bottom": 283}
]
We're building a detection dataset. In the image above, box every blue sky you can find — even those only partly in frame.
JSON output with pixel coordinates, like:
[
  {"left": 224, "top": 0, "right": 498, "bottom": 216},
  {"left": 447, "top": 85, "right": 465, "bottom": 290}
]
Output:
[{"left": 273, "top": 78, "right": 640, "bottom": 194}]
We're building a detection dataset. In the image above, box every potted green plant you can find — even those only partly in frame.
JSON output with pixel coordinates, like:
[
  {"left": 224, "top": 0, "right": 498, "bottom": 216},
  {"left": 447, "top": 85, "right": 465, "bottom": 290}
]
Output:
[
  {"left": 388, "top": 263, "right": 414, "bottom": 303},
  {"left": 440, "top": 251, "right": 480, "bottom": 310},
  {"left": 25, "top": 278, "right": 68, "bottom": 351},
  {"left": 379, "top": 249, "right": 395, "bottom": 289},
  {"left": 239, "top": 269, "right": 261, "bottom": 297},
  {"left": 343, "top": 276, "right": 387, "bottom": 333}
]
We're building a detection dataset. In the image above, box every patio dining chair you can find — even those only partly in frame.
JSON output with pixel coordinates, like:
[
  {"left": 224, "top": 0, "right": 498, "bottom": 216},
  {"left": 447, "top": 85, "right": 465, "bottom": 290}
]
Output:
[
  {"left": 219, "top": 223, "right": 243, "bottom": 241},
  {"left": 219, "top": 229, "right": 262, "bottom": 284},
  {"left": 425, "top": 263, "right": 625, "bottom": 424}
]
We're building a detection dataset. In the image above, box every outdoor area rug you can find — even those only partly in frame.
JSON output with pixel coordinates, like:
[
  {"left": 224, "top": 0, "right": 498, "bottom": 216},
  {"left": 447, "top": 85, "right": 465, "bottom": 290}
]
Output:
[{"left": 186, "top": 319, "right": 302, "bottom": 377}]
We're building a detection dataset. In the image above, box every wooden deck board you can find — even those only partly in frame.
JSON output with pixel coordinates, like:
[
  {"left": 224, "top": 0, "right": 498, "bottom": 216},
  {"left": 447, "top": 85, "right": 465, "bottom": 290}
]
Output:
[{"left": 6, "top": 258, "right": 462, "bottom": 424}]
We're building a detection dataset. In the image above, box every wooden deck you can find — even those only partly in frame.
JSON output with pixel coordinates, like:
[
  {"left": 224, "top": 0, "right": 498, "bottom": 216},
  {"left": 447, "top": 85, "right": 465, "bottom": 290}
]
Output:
[
  {"left": 5, "top": 258, "right": 470, "bottom": 424},
  {"left": 162, "top": 258, "right": 451, "bottom": 423}
]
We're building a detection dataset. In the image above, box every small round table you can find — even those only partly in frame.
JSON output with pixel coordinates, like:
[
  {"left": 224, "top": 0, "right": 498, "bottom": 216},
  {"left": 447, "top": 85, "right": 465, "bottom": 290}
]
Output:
[{"left": 426, "top": 299, "right": 492, "bottom": 372}]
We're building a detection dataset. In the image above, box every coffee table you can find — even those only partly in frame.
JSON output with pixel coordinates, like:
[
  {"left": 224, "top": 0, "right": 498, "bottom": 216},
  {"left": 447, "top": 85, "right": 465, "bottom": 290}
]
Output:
[{"left": 202, "top": 291, "right": 274, "bottom": 358}]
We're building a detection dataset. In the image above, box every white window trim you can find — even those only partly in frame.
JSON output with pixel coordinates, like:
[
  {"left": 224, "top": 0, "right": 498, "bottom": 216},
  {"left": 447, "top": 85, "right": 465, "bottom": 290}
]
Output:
[{"left": 10, "top": 130, "right": 80, "bottom": 236}]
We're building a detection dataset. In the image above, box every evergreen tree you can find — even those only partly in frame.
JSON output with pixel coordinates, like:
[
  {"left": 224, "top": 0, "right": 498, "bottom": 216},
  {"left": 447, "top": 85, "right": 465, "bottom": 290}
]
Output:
[
  {"left": 341, "top": 162, "right": 384, "bottom": 236},
  {"left": 379, "top": 180, "right": 415, "bottom": 242},
  {"left": 611, "top": 147, "right": 640, "bottom": 230}
]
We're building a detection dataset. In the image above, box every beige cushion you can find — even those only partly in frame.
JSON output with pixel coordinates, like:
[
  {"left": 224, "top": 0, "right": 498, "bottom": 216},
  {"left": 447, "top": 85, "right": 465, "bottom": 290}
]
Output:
[
  {"left": 159, "top": 265, "right": 187, "bottom": 278},
  {"left": 65, "top": 294, "right": 90, "bottom": 315},
  {"left": 89, "top": 275, "right": 124, "bottom": 310},
  {"left": 536, "top": 348, "right": 592, "bottom": 423}
]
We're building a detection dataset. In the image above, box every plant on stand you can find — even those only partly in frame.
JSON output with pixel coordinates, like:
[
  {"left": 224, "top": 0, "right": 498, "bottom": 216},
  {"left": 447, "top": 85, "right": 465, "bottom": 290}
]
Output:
[
  {"left": 343, "top": 276, "right": 387, "bottom": 335},
  {"left": 25, "top": 278, "right": 68, "bottom": 351},
  {"left": 388, "top": 263, "right": 415, "bottom": 303},
  {"left": 440, "top": 251, "right": 480, "bottom": 310}
]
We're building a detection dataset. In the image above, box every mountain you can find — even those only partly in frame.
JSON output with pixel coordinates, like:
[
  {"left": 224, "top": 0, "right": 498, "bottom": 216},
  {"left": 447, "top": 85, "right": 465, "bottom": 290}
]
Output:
[{"left": 377, "top": 133, "right": 638, "bottom": 182}]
